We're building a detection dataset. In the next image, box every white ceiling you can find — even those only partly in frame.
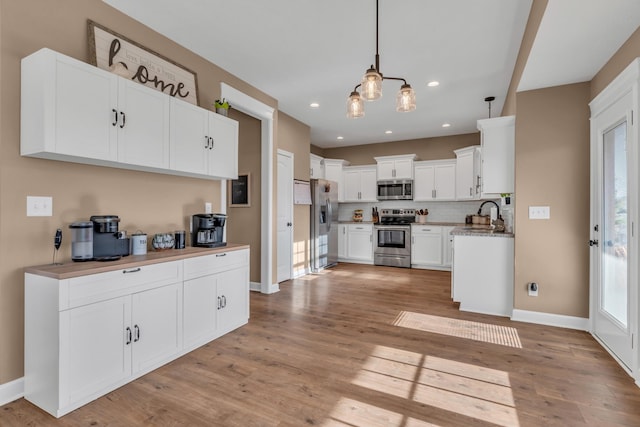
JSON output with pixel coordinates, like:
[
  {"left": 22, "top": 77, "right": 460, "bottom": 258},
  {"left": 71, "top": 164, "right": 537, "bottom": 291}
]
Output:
[{"left": 103, "top": 0, "right": 640, "bottom": 148}]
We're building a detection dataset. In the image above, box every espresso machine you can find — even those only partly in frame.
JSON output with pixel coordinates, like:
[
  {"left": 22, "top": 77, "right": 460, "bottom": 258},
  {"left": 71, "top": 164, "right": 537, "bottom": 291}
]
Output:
[
  {"left": 191, "top": 213, "right": 227, "bottom": 248},
  {"left": 89, "top": 215, "right": 130, "bottom": 261}
]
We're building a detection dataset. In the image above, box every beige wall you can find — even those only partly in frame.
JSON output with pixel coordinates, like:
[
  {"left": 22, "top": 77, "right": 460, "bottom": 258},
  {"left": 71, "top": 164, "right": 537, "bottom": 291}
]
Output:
[
  {"left": 321, "top": 133, "right": 480, "bottom": 165},
  {"left": 591, "top": 25, "right": 640, "bottom": 100},
  {"left": 514, "top": 83, "right": 591, "bottom": 317},
  {"left": 0, "top": 0, "right": 277, "bottom": 384},
  {"left": 226, "top": 110, "right": 261, "bottom": 283},
  {"left": 277, "top": 112, "right": 312, "bottom": 278}
]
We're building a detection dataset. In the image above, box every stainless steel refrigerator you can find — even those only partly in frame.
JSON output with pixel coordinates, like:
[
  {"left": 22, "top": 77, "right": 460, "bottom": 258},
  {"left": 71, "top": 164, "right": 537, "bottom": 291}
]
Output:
[{"left": 310, "top": 179, "right": 338, "bottom": 272}]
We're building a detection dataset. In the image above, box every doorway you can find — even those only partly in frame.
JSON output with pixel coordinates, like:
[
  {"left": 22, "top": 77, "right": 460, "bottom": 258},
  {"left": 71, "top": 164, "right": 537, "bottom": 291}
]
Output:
[
  {"left": 277, "top": 150, "right": 294, "bottom": 283},
  {"left": 590, "top": 73, "right": 638, "bottom": 378}
]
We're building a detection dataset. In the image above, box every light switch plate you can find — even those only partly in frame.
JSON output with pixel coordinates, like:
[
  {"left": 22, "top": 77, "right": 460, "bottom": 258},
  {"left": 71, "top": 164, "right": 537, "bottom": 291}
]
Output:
[
  {"left": 529, "top": 206, "right": 550, "bottom": 220},
  {"left": 27, "top": 196, "right": 53, "bottom": 217}
]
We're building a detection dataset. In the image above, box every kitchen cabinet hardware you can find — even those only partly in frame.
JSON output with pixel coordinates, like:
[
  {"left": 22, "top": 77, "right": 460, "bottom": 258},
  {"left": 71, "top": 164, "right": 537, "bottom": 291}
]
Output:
[
  {"left": 133, "top": 325, "right": 140, "bottom": 342},
  {"left": 122, "top": 267, "right": 141, "bottom": 274},
  {"left": 125, "top": 326, "right": 132, "bottom": 345},
  {"left": 215, "top": 253, "right": 227, "bottom": 257},
  {"left": 112, "top": 109, "right": 118, "bottom": 126},
  {"left": 119, "top": 111, "right": 126, "bottom": 128}
]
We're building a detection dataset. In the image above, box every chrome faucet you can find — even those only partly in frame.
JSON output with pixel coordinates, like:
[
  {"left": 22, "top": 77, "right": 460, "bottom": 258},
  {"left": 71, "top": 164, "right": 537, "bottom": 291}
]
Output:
[{"left": 477, "top": 200, "right": 500, "bottom": 219}]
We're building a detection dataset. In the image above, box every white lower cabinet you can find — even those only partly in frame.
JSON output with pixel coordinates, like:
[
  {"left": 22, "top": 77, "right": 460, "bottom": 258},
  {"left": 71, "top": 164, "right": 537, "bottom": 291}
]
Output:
[
  {"left": 183, "top": 252, "right": 249, "bottom": 350},
  {"left": 411, "top": 226, "right": 443, "bottom": 267},
  {"left": 338, "top": 224, "right": 373, "bottom": 263},
  {"left": 338, "top": 224, "right": 347, "bottom": 259},
  {"left": 411, "top": 225, "right": 454, "bottom": 271},
  {"left": 25, "top": 248, "right": 249, "bottom": 418}
]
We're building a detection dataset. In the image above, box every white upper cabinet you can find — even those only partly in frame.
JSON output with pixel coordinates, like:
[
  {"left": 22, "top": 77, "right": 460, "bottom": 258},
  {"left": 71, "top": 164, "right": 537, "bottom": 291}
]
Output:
[
  {"left": 310, "top": 153, "right": 324, "bottom": 179},
  {"left": 375, "top": 154, "right": 416, "bottom": 180},
  {"left": 343, "top": 166, "right": 377, "bottom": 202},
  {"left": 413, "top": 160, "right": 456, "bottom": 201},
  {"left": 454, "top": 146, "right": 481, "bottom": 200},
  {"left": 21, "top": 49, "right": 119, "bottom": 162},
  {"left": 117, "top": 78, "right": 171, "bottom": 169},
  {"left": 21, "top": 48, "right": 238, "bottom": 180},
  {"left": 323, "top": 159, "right": 350, "bottom": 202},
  {"left": 477, "top": 116, "right": 515, "bottom": 196}
]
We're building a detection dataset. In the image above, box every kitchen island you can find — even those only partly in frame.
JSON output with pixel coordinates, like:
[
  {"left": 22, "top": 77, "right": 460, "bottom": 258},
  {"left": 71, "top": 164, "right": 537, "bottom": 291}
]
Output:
[{"left": 451, "top": 227, "right": 514, "bottom": 317}]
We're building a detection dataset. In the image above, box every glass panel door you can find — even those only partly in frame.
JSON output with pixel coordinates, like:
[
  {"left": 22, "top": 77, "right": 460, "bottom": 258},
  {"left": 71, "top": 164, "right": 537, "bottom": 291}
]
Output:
[{"left": 601, "top": 122, "right": 628, "bottom": 327}]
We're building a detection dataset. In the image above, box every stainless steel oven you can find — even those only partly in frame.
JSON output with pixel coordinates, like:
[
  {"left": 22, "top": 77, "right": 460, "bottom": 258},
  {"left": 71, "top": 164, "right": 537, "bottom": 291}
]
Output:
[
  {"left": 373, "top": 208, "right": 415, "bottom": 268},
  {"left": 374, "top": 225, "right": 411, "bottom": 268}
]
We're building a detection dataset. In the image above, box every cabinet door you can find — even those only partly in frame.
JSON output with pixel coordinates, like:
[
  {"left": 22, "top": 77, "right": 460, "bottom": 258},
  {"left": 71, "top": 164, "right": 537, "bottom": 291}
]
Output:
[
  {"left": 360, "top": 168, "right": 378, "bottom": 201},
  {"left": 117, "top": 79, "right": 170, "bottom": 169},
  {"left": 183, "top": 275, "right": 217, "bottom": 349},
  {"left": 377, "top": 160, "right": 395, "bottom": 180},
  {"left": 61, "top": 296, "right": 131, "bottom": 406},
  {"left": 455, "top": 151, "right": 475, "bottom": 200},
  {"left": 338, "top": 224, "right": 347, "bottom": 258},
  {"left": 347, "top": 225, "right": 373, "bottom": 261},
  {"left": 433, "top": 163, "right": 456, "bottom": 200},
  {"left": 310, "top": 155, "right": 323, "bottom": 179},
  {"left": 411, "top": 228, "right": 442, "bottom": 265},
  {"left": 343, "top": 170, "right": 362, "bottom": 201},
  {"left": 217, "top": 266, "right": 249, "bottom": 336},
  {"left": 54, "top": 55, "right": 118, "bottom": 161},
  {"left": 324, "top": 162, "right": 345, "bottom": 201},
  {"left": 442, "top": 227, "right": 455, "bottom": 267},
  {"left": 169, "top": 98, "right": 209, "bottom": 175},
  {"left": 414, "top": 165, "right": 435, "bottom": 200},
  {"left": 208, "top": 113, "right": 239, "bottom": 179},
  {"left": 393, "top": 159, "right": 414, "bottom": 179},
  {"left": 131, "top": 282, "right": 181, "bottom": 374}
]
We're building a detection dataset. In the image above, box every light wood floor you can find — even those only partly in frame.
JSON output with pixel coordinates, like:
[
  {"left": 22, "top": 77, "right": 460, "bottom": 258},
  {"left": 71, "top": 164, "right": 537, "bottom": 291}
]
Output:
[{"left": 3, "top": 263, "right": 640, "bottom": 426}]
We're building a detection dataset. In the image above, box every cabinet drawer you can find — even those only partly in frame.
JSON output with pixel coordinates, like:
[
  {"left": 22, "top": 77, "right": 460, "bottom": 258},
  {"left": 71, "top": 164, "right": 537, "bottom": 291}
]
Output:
[
  {"left": 412, "top": 226, "right": 442, "bottom": 235},
  {"left": 183, "top": 249, "right": 249, "bottom": 281},
  {"left": 61, "top": 261, "right": 182, "bottom": 310}
]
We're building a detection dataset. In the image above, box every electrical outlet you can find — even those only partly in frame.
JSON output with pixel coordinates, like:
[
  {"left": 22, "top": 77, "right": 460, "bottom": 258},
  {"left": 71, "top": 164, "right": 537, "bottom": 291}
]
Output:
[
  {"left": 27, "top": 196, "right": 53, "bottom": 217},
  {"left": 205, "top": 202, "right": 212, "bottom": 214},
  {"left": 529, "top": 206, "right": 550, "bottom": 220},
  {"left": 528, "top": 282, "right": 539, "bottom": 297}
]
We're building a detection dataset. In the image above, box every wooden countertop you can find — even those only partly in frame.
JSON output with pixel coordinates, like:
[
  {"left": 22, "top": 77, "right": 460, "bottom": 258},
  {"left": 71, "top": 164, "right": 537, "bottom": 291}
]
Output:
[{"left": 25, "top": 244, "right": 250, "bottom": 280}]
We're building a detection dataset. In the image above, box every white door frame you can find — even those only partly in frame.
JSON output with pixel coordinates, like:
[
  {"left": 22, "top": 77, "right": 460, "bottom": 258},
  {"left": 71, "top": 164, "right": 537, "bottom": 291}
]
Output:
[
  {"left": 589, "top": 58, "right": 639, "bottom": 385},
  {"left": 221, "top": 83, "right": 279, "bottom": 294},
  {"left": 277, "top": 149, "right": 294, "bottom": 283}
]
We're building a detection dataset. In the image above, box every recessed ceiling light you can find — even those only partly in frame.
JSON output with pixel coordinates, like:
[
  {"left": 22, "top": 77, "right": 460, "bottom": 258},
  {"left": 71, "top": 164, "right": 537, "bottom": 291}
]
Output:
[
  {"left": 442, "top": 123, "right": 451, "bottom": 128},
  {"left": 427, "top": 81, "right": 440, "bottom": 87},
  {"left": 337, "top": 136, "right": 344, "bottom": 140},
  {"left": 385, "top": 130, "right": 393, "bottom": 134},
  {"left": 310, "top": 102, "right": 320, "bottom": 108}
]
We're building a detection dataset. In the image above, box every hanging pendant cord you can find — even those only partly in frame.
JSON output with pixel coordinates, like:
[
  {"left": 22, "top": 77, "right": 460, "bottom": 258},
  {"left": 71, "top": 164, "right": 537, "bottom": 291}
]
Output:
[{"left": 375, "top": 0, "right": 380, "bottom": 73}]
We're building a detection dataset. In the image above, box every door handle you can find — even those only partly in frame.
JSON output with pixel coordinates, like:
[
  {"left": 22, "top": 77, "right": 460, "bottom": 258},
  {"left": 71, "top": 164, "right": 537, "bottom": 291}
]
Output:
[
  {"left": 209, "top": 137, "right": 214, "bottom": 149},
  {"left": 125, "top": 327, "right": 132, "bottom": 345},
  {"left": 119, "top": 111, "right": 126, "bottom": 129},
  {"left": 133, "top": 325, "right": 140, "bottom": 342},
  {"left": 589, "top": 239, "right": 599, "bottom": 247},
  {"left": 112, "top": 109, "right": 118, "bottom": 126},
  {"left": 204, "top": 135, "right": 209, "bottom": 149}
]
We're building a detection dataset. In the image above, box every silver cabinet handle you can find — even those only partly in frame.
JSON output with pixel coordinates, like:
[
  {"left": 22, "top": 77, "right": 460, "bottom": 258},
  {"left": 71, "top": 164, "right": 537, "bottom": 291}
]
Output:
[
  {"left": 123, "top": 268, "right": 141, "bottom": 274},
  {"left": 133, "top": 325, "right": 140, "bottom": 342},
  {"left": 125, "top": 327, "right": 132, "bottom": 345},
  {"left": 216, "top": 253, "right": 227, "bottom": 257}
]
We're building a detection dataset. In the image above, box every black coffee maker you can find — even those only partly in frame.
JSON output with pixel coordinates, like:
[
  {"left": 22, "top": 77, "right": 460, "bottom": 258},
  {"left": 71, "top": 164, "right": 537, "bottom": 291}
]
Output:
[
  {"left": 191, "top": 213, "right": 227, "bottom": 248},
  {"left": 90, "top": 215, "right": 130, "bottom": 261}
]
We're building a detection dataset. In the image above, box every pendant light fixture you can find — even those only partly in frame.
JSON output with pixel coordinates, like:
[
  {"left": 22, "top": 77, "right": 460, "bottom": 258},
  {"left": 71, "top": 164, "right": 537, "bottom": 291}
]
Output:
[{"left": 347, "top": 0, "right": 416, "bottom": 118}]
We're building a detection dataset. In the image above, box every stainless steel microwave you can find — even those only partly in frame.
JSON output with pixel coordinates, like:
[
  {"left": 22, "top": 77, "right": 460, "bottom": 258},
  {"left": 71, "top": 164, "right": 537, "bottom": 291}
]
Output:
[{"left": 377, "top": 179, "right": 413, "bottom": 200}]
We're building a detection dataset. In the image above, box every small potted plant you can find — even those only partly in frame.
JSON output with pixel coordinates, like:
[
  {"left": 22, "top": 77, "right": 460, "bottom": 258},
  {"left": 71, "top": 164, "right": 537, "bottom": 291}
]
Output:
[{"left": 214, "top": 98, "right": 230, "bottom": 116}]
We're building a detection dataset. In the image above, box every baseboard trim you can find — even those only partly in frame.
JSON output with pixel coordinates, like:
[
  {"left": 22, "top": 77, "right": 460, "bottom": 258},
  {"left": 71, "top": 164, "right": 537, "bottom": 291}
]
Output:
[
  {"left": 249, "top": 281, "right": 262, "bottom": 292},
  {"left": 511, "top": 309, "right": 589, "bottom": 331},
  {"left": 0, "top": 377, "right": 24, "bottom": 407}
]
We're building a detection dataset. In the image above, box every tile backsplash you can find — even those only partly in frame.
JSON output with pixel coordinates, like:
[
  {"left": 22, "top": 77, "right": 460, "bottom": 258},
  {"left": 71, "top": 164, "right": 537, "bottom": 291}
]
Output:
[{"left": 338, "top": 199, "right": 502, "bottom": 223}]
